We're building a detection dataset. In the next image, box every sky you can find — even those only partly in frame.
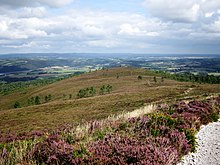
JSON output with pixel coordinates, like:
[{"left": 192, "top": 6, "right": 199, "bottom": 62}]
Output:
[{"left": 0, "top": 0, "right": 220, "bottom": 54}]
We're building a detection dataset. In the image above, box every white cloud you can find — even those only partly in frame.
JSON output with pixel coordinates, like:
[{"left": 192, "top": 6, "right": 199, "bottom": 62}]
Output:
[
  {"left": 118, "top": 23, "right": 160, "bottom": 37},
  {"left": 4, "top": 41, "right": 37, "bottom": 48},
  {"left": 3, "top": 41, "right": 51, "bottom": 50},
  {"left": 201, "top": 0, "right": 220, "bottom": 13},
  {"left": 38, "top": 0, "right": 73, "bottom": 8},
  {"left": 0, "top": 9, "right": 167, "bottom": 53},
  {"left": 0, "top": 15, "right": 49, "bottom": 39},
  {"left": 86, "top": 40, "right": 121, "bottom": 48},
  {"left": 203, "top": 17, "right": 220, "bottom": 33},
  {"left": 118, "top": 24, "right": 141, "bottom": 35},
  {"left": 143, "top": 0, "right": 220, "bottom": 23},
  {"left": 0, "top": 0, "right": 73, "bottom": 8},
  {"left": 143, "top": 0, "right": 200, "bottom": 22},
  {"left": 205, "top": 12, "right": 214, "bottom": 18},
  {"left": 0, "top": 20, "right": 7, "bottom": 31},
  {"left": 0, "top": 1, "right": 220, "bottom": 54},
  {"left": 19, "top": 7, "right": 47, "bottom": 18}
]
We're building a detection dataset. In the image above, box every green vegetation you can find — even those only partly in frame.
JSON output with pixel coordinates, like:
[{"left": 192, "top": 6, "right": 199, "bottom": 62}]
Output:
[
  {"left": 1, "top": 55, "right": 220, "bottom": 164},
  {"left": 28, "top": 97, "right": 35, "bottom": 106},
  {"left": 77, "top": 85, "right": 113, "bottom": 98},
  {"left": 156, "top": 71, "right": 220, "bottom": 84},
  {"left": 34, "top": 96, "right": 40, "bottom": 105},
  {"left": 1, "top": 97, "right": 219, "bottom": 164},
  {"left": 27, "top": 95, "right": 52, "bottom": 107},
  {"left": 77, "top": 87, "right": 96, "bottom": 98},
  {"left": 153, "top": 76, "right": 157, "bottom": 83},
  {"left": 14, "top": 101, "right": 21, "bottom": 108},
  {"left": 45, "top": 94, "right": 52, "bottom": 102},
  {"left": 100, "top": 84, "right": 112, "bottom": 95},
  {"left": 1, "top": 67, "right": 220, "bottom": 136},
  {"left": 0, "top": 76, "right": 73, "bottom": 95},
  {"left": 137, "top": 75, "right": 142, "bottom": 80}
]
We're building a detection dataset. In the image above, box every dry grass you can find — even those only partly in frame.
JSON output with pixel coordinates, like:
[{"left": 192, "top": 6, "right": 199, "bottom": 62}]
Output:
[{"left": 0, "top": 67, "right": 220, "bottom": 134}]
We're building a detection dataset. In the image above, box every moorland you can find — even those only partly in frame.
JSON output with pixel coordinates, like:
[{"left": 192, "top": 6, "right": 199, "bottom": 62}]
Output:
[{"left": 0, "top": 54, "right": 220, "bottom": 164}]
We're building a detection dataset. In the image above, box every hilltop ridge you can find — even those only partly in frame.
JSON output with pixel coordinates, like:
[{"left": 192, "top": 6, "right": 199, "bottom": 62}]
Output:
[{"left": 0, "top": 67, "right": 220, "bottom": 134}]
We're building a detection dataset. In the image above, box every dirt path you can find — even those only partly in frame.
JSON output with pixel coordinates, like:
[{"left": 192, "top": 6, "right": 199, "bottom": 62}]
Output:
[{"left": 178, "top": 120, "right": 220, "bottom": 165}]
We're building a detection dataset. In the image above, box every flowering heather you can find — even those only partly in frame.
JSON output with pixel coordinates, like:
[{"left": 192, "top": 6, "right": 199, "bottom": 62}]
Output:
[
  {"left": 0, "top": 130, "right": 44, "bottom": 143},
  {"left": 31, "top": 134, "right": 74, "bottom": 164},
  {"left": 0, "top": 97, "right": 219, "bottom": 164}
]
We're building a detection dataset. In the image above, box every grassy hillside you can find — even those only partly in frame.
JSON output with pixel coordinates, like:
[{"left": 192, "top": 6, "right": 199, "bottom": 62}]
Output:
[
  {"left": 1, "top": 67, "right": 220, "bottom": 135},
  {"left": 1, "top": 97, "right": 219, "bottom": 164}
]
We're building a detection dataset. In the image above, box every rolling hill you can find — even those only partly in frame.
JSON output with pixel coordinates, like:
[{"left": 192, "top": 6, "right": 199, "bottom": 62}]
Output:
[{"left": 1, "top": 67, "right": 220, "bottom": 135}]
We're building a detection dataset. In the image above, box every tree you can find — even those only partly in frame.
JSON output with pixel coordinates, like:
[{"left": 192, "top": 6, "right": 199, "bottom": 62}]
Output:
[
  {"left": 45, "top": 95, "right": 49, "bottom": 102},
  {"left": 77, "top": 89, "right": 86, "bottom": 98},
  {"left": 153, "top": 76, "right": 157, "bottom": 84},
  {"left": 14, "top": 101, "right": 21, "bottom": 108},
  {"left": 28, "top": 97, "right": 34, "bottom": 106},
  {"left": 44, "top": 94, "right": 52, "bottom": 103},
  {"left": 85, "top": 88, "right": 90, "bottom": 97},
  {"left": 106, "top": 84, "right": 112, "bottom": 93},
  {"left": 48, "top": 94, "right": 52, "bottom": 101},
  {"left": 100, "top": 85, "right": 106, "bottom": 95},
  {"left": 77, "top": 87, "right": 97, "bottom": 98},
  {"left": 138, "top": 75, "right": 142, "bottom": 80},
  {"left": 100, "top": 84, "right": 112, "bottom": 95},
  {"left": 28, "top": 99, "right": 32, "bottom": 106},
  {"left": 89, "top": 87, "right": 96, "bottom": 96},
  {"left": 35, "top": 96, "right": 41, "bottom": 105}
]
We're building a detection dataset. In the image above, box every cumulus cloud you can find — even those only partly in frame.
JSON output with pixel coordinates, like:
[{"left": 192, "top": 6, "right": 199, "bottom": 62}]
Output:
[
  {"left": 0, "top": 8, "right": 167, "bottom": 53},
  {"left": 201, "top": 0, "right": 220, "bottom": 13},
  {"left": 0, "top": 0, "right": 220, "bottom": 54},
  {"left": 0, "top": 0, "right": 73, "bottom": 8},
  {"left": 143, "top": 0, "right": 220, "bottom": 23},
  {"left": 18, "top": 7, "right": 47, "bottom": 18},
  {"left": 143, "top": 0, "right": 201, "bottom": 22},
  {"left": 203, "top": 18, "right": 220, "bottom": 33}
]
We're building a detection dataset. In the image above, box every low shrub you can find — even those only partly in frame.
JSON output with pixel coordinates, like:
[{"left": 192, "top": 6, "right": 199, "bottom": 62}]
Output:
[
  {"left": 0, "top": 97, "right": 219, "bottom": 164},
  {"left": 31, "top": 134, "right": 73, "bottom": 164}
]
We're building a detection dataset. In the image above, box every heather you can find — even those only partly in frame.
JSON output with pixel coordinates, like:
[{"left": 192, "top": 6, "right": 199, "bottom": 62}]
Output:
[{"left": 0, "top": 97, "right": 219, "bottom": 164}]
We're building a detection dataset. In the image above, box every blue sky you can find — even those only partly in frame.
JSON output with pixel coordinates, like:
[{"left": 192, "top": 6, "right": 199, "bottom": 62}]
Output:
[{"left": 0, "top": 0, "right": 220, "bottom": 54}]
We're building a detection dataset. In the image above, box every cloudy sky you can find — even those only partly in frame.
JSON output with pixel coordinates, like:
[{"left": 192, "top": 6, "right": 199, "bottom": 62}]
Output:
[{"left": 0, "top": 0, "right": 220, "bottom": 54}]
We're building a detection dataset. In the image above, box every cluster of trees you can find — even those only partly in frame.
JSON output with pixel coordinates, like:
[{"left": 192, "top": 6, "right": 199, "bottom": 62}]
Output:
[
  {"left": 100, "top": 84, "right": 113, "bottom": 95},
  {"left": 0, "top": 75, "right": 75, "bottom": 96},
  {"left": 155, "top": 70, "right": 220, "bottom": 84},
  {"left": 77, "top": 87, "right": 96, "bottom": 98},
  {"left": 14, "top": 94, "right": 52, "bottom": 109},
  {"left": 44, "top": 94, "right": 52, "bottom": 103},
  {"left": 27, "top": 96, "right": 41, "bottom": 106},
  {"left": 28, "top": 94, "right": 52, "bottom": 106},
  {"left": 175, "top": 73, "right": 220, "bottom": 84},
  {"left": 77, "top": 84, "right": 113, "bottom": 98}
]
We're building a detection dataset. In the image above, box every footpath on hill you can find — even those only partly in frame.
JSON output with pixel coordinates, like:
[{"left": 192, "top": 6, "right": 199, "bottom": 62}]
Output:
[{"left": 178, "top": 120, "right": 220, "bottom": 165}]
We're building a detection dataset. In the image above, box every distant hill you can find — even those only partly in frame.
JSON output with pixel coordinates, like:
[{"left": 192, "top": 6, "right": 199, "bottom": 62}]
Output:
[{"left": 0, "top": 67, "right": 220, "bottom": 134}]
